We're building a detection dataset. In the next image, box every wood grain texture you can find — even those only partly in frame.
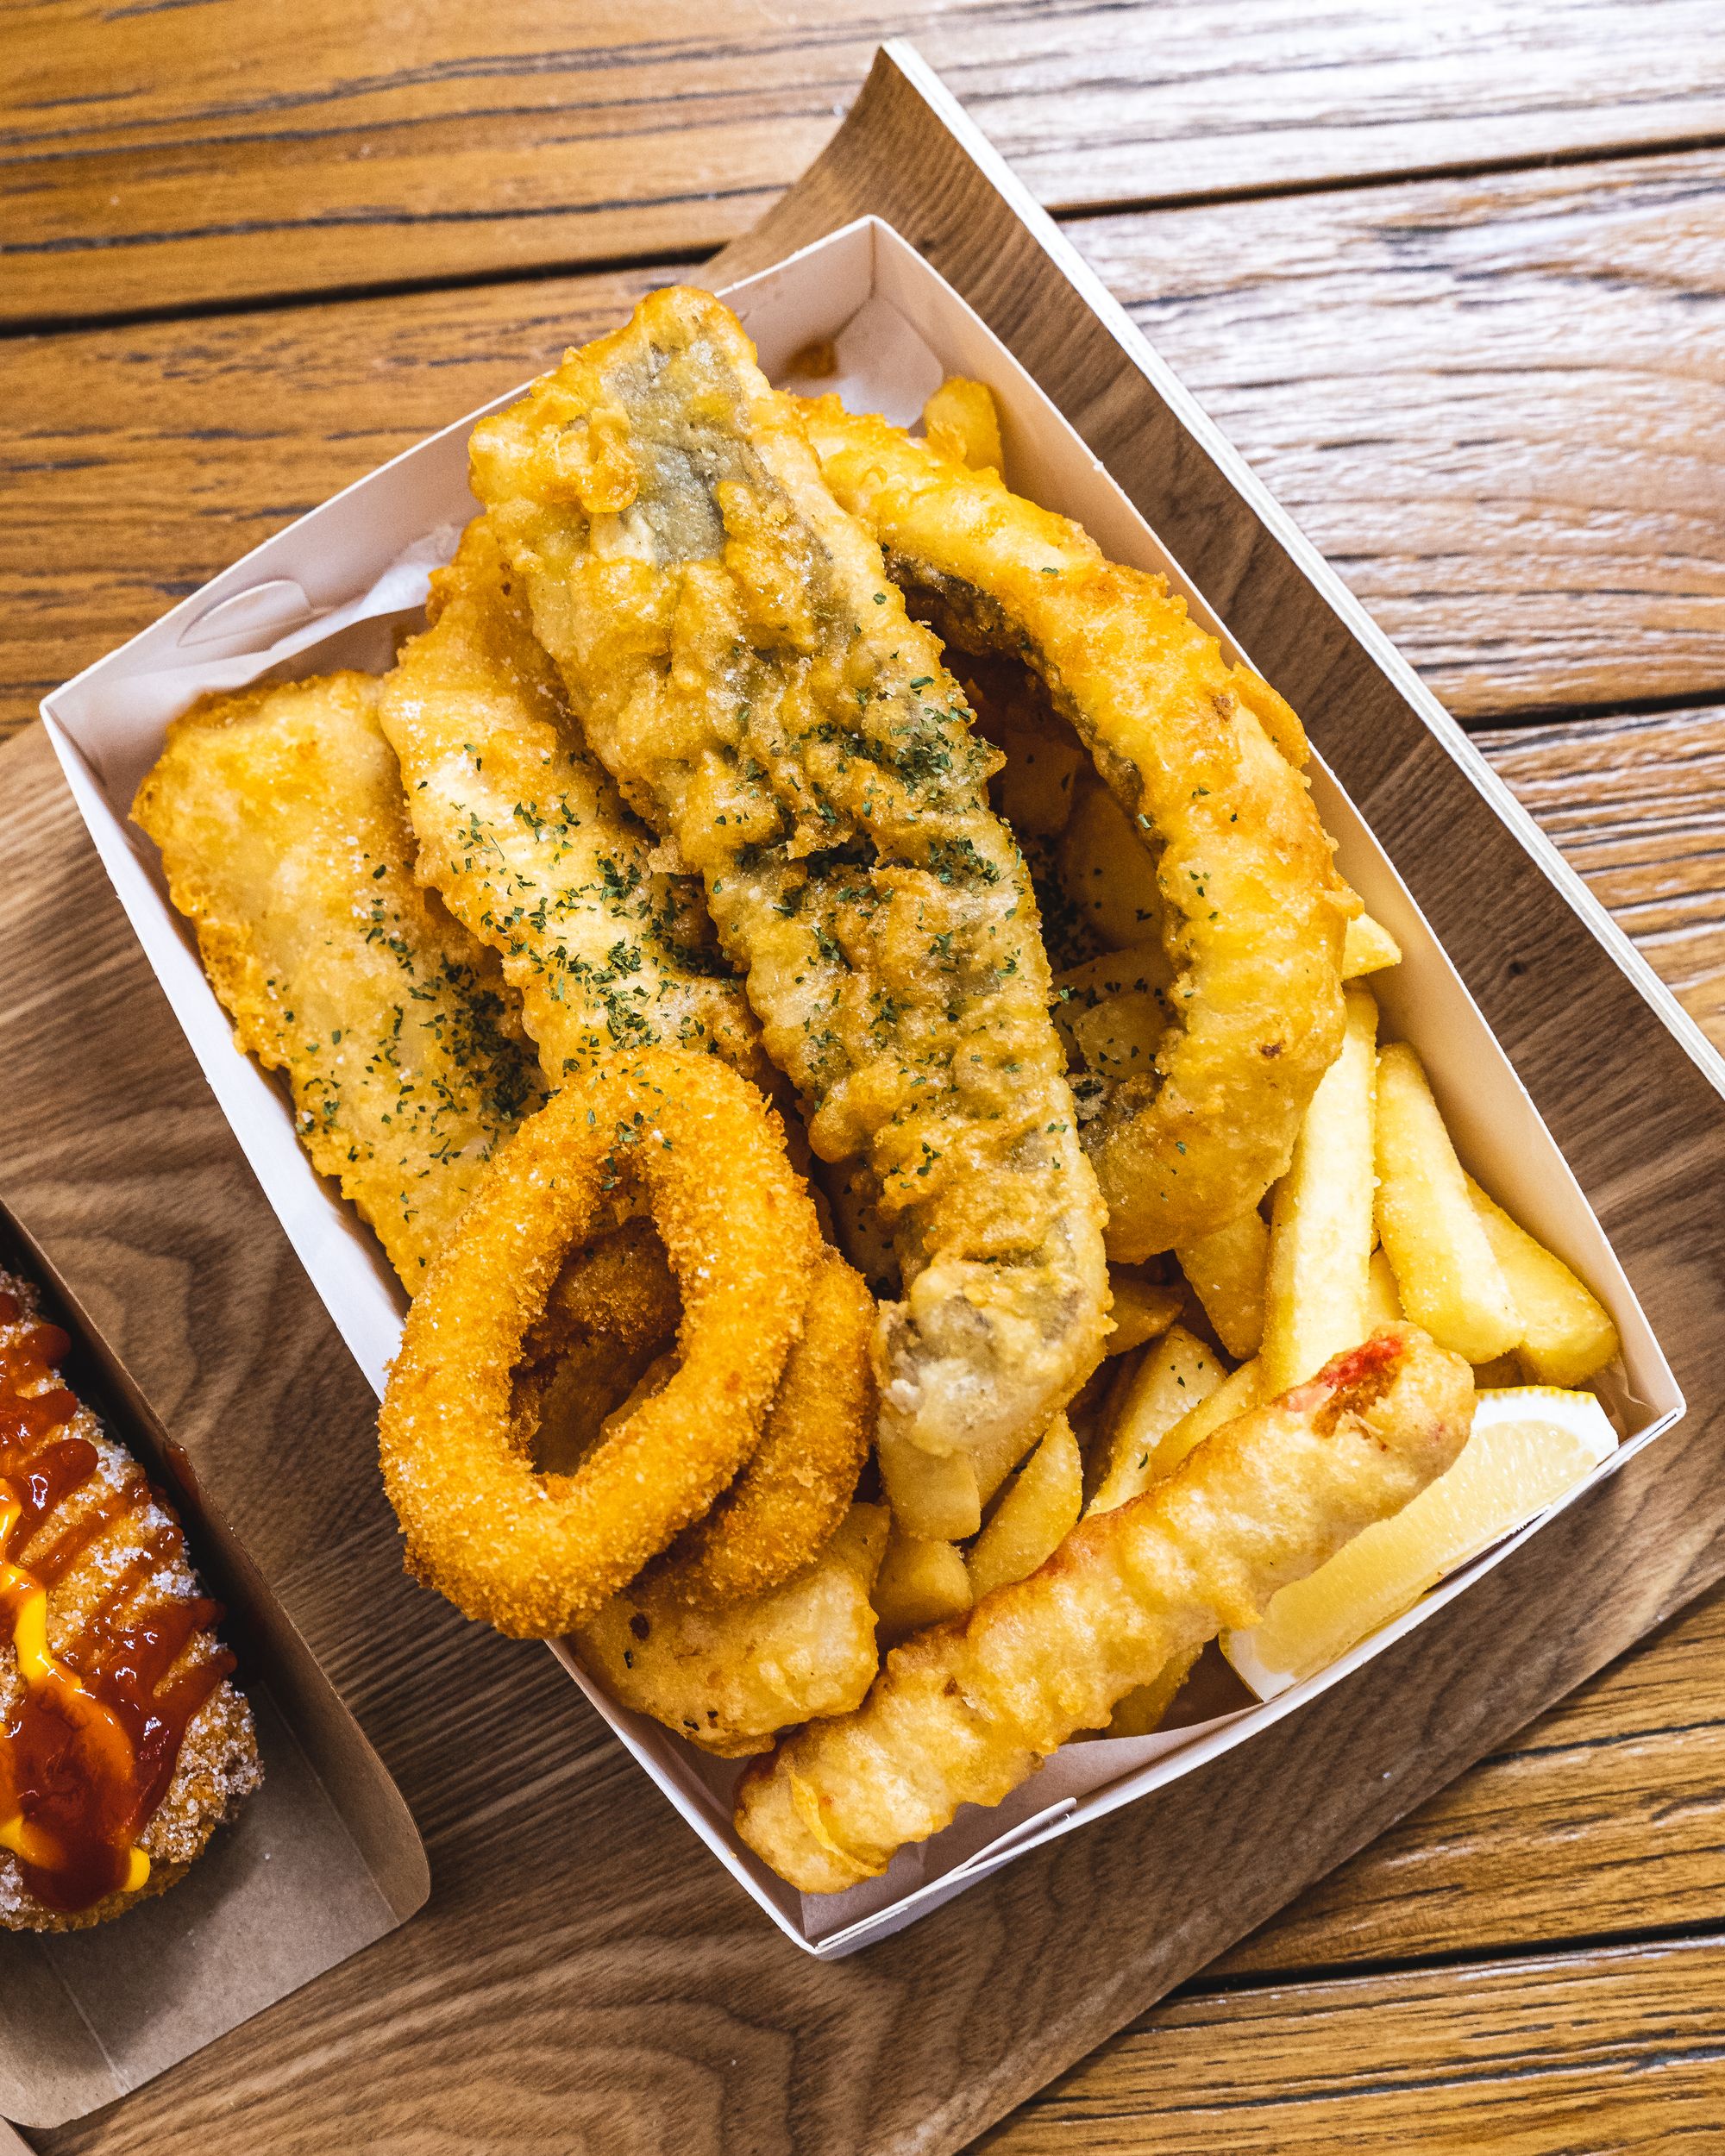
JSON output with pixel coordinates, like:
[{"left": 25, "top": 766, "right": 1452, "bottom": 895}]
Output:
[
  {"left": 12, "top": 0, "right": 1725, "bottom": 323},
  {"left": 16, "top": 41, "right": 1725, "bottom": 2156},
  {"left": 1075, "top": 153, "right": 1725, "bottom": 721},
  {"left": 10, "top": 46, "right": 1725, "bottom": 2156},
  {"left": 10, "top": 147, "right": 1725, "bottom": 741},
  {"left": 975, "top": 1936, "right": 1725, "bottom": 2153}
]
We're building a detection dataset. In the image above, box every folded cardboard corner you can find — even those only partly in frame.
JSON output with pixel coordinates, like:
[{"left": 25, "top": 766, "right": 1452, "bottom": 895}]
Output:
[{"left": 0, "top": 1202, "right": 429, "bottom": 2134}]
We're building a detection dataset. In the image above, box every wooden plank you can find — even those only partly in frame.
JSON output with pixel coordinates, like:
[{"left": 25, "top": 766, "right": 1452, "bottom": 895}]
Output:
[
  {"left": 1071, "top": 154, "right": 1725, "bottom": 723},
  {"left": 17, "top": 57, "right": 1725, "bottom": 2154},
  {"left": 10, "top": 0, "right": 1725, "bottom": 323},
  {"left": 976, "top": 1935, "right": 1725, "bottom": 2153},
  {"left": 1225, "top": 1570, "right": 1725, "bottom": 1976},
  {"left": 10, "top": 147, "right": 1725, "bottom": 740}
]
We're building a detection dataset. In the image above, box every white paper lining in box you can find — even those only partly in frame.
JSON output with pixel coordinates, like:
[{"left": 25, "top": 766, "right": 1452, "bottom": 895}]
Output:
[{"left": 41, "top": 216, "right": 1684, "bottom": 1959}]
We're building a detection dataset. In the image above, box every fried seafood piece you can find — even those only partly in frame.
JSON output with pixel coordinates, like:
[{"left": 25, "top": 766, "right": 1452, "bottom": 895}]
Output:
[
  {"left": 800, "top": 396, "right": 1356, "bottom": 1259},
  {"left": 379, "top": 1052, "right": 824, "bottom": 1636},
  {"left": 470, "top": 288, "right": 1109, "bottom": 1539},
  {"left": 654, "top": 1250, "right": 878, "bottom": 1607},
  {"left": 734, "top": 1325, "right": 1473, "bottom": 1892},
  {"left": 1, "top": 1271, "right": 260, "bottom": 1930},
  {"left": 379, "top": 517, "right": 762, "bottom": 1081},
  {"left": 576, "top": 1503, "right": 888, "bottom": 1757},
  {"left": 134, "top": 672, "right": 544, "bottom": 1285}
]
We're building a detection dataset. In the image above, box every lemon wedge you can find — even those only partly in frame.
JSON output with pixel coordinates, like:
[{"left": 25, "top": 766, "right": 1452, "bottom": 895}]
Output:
[{"left": 1223, "top": 1387, "right": 1617, "bottom": 1699}]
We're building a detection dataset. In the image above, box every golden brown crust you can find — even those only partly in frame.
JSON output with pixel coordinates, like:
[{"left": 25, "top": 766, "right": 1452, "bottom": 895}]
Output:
[
  {"left": 801, "top": 398, "right": 1354, "bottom": 1257},
  {"left": 378, "top": 1051, "right": 825, "bottom": 1636},
  {"left": 735, "top": 1325, "right": 1473, "bottom": 1892},
  {"left": 470, "top": 288, "right": 1109, "bottom": 1536},
  {"left": 380, "top": 517, "right": 763, "bottom": 1081},
  {"left": 653, "top": 1251, "right": 876, "bottom": 1607},
  {"left": 576, "top": 1504, "right": 888, "bottom": 1756},
  {"left": 133, "top": 670, "right": 543, "bottom": 1286}
]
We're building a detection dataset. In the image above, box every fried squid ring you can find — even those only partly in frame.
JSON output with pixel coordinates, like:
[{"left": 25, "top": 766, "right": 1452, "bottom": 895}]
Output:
[
  {"left": 801, "top": 397, "right": 1355, "bottom": 1259},
  {"left": 379, "top": 1051, "right": 821, "bottom": 1637},
  {"left": 653, "top": 1252, "right": 877, "bottom": 1608}
]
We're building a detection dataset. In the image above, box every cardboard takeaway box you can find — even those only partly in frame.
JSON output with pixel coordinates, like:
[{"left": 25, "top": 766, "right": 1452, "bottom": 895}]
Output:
[
  {"left": 0, "top": 1204, "right": 429, "bottom": 2138},
  {"left": 39, "top": 214, "right": 1682, "bottom": 1964}
]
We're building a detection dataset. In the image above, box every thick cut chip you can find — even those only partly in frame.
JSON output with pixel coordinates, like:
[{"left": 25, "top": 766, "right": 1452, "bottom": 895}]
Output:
[
  {"left": 966, "top": 1414, "right": 1082, "bottom": 1601},
  {"left": 1465, "top": 1177, "right": 1620, "bottom": 1387},
  {"left": 872, "top": 1521, "right": 972, "bottom": 1648},
  {"left": 1260, "top": 984, "right": 1380, "bottom": 1396},
  {"left": 471, "top": 289, "right": 1108, "bottom": 1541},
  {"left": 1176, "top": 1207, "right": 1270, "bottom": 1361},
  {"left": 1376, "top": 1044, "right": 1519, "bottom": 1363},
  {"left": 134, "top": 672, "right": 544, "bottom": 1284}
]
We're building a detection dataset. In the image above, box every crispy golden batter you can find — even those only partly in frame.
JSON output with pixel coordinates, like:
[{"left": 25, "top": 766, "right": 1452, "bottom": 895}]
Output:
[
  {"left": 470, "top": 288, "right": 1108, "bottom": 1538},
  {"left": 133, "top": 672, "right": 543, "bottom": 1285},
  {"left": 380, "top": 517, "right": 761, "bottom": 1081},
  {"left": 653, "top": 1251, "right": 876, "bottom": 1606},
  {"left": 735, "top": 1325, "right": 1473, "bottom": 1891},
  {"left": 378, "top": 1053, "right": 823, "bottom": 1636},
  {"left": 576, "top": 1503, "right": 888, "bottom": 1756},
  {"left": 801, "top": 398, "right": 1354, "bottom": 1258},
  {"left": 1, "top": 1273, "right": 260, "bottom": 1932}
]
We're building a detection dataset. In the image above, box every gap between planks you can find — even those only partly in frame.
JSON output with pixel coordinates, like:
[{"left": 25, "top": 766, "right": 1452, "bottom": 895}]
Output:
[{"left": 9, "top": 125, "right": 1725, "bottom": 344}]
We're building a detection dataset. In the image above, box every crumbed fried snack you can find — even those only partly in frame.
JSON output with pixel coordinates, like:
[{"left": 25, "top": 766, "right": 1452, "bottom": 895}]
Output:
[
  {"left": 134, "top": 671, "right": 544, "bottom": 1285},
  {"left": 577, "top": 1503, "right": 888, "bottom": 1756},
  {"left": 654, "top": 1250, "right": 877, "bottom": 1607},
  {"left": 801, "top": 394, "right": 1355, "bottom": 1258},
  {"left": 379, "top": 1053, "right": 824, "bottom": 1636},
  {"left": 735, "top": 1326, "right": 1473, "bottom": 1892},
  {"left": 1, "top": 1271, "right": 260, "bottom": 1930},
  {"left": 380, "top": 517, "right": 762, "bottom": 1081},
  {"left": 470, "top": 288, "right": 1109, "bottom": 1540}
]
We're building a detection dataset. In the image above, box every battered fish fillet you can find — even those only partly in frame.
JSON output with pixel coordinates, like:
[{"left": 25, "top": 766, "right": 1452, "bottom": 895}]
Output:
[
  {"left": 800, "top": 398, "right": 1355, "bottom": 1259},
  {"left": 734, "top": 1325, "right": 1472, "bottom": 1891},
  {"left": 575, "top": 1502, "right": 888, "bottom": 1757},
  {"left": 2, "top": 1271, "right": 261, "bottom": 1931},
  {"left": 134, "top": 672, "right": 545, "bottom": 1285},
  {"left": 379, "top": 517, "right": 762, "bottom": 1081},
  {"left": 470, "top": 288, "right": 1109, "bottom": 1539}
]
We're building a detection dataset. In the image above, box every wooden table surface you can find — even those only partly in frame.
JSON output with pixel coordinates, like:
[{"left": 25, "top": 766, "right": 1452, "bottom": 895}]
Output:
[{"left": 8, "top": 5, "right": 1725, "bottom": 2148}]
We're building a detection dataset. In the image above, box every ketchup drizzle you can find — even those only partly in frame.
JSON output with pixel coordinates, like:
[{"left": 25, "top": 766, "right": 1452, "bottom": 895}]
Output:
[{"left": 0, "top": 1287, "right": 233, "bottom": 1914}]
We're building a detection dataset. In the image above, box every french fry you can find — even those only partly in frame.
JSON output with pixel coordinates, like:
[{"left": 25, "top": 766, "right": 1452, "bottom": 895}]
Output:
[
  {"left": 1176, "top": 1206, "right": 1270, "bottom": 1360},
  {"left": 1106, "top": 1643, "right": 1202, "bottom": 1738},
  {"left": 1365, "top": 1245, "right": 1403, "bottom": 1330},
  {"left": 967, "top": 1415, "right": 1083, "bottom": 1601},
  {"left": 1145, "top": 1357, "right": 1262, "bottom": 1482},
  {"left": 1375, "top": 1043, "right": 1520, "bottom": 1362},
  {"left": 1088, "top": 1324, "right": 1225, "bottom": 1516},
  {"left": 1053, "top": 946, "right": 1170, "bottom": 1082},
  {"left": 1465, "top": 1175, "right": 1621, "bottom": 1386},
  {"left": 1343, "top": 912, "right": 1402, "bottom": 979},
  {"left": 1057, "top": 786, "right": 1166, "bottom": 950},
  {"left": 876, "top": 1426, "right": 982, "bottom": 1543},
  {"left": 873, "top": 1520, "right": 971, "bottom": 1648},
  {"left": 922, "top": 375, "right": 1004, "bottom": 474},
  {"left": 1107, "top": 1270, "right": 1184, "bottom": 1356},
  {"left": 994, "top": 723, "right": 1085, "bottom": 837},
  {"left": 1259, "top": 984, "right": 1380, "bottom": 1396}
]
